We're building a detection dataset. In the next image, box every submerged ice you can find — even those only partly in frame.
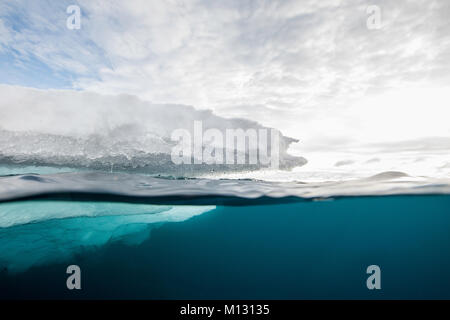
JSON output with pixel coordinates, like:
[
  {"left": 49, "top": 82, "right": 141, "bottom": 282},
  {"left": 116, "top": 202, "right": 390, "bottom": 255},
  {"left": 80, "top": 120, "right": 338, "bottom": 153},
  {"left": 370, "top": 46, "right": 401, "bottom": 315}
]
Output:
[{"left": 0, "top": 201, "right": 215, "bottom": 273}]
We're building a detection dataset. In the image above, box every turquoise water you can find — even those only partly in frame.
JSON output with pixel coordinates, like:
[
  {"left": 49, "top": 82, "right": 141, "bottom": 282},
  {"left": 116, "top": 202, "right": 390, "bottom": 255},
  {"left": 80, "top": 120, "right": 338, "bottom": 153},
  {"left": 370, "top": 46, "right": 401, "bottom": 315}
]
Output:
[{"left": 1, "top": 194, "right": 450, "bottom": 299}]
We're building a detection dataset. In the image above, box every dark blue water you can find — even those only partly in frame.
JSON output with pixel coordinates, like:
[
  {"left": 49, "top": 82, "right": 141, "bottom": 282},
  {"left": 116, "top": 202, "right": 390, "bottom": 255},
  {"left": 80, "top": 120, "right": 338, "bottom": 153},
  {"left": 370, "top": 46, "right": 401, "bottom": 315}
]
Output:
[{"left": 1, "top": 194, "right": 450, "bottom": 299}]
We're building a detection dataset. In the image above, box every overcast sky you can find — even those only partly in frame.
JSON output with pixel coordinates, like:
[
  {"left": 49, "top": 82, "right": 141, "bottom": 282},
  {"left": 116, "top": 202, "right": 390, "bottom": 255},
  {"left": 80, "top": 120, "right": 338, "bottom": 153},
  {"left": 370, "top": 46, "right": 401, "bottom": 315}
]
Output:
[{"left": 0, "top": 0, "right": 449, "bottom": 176}]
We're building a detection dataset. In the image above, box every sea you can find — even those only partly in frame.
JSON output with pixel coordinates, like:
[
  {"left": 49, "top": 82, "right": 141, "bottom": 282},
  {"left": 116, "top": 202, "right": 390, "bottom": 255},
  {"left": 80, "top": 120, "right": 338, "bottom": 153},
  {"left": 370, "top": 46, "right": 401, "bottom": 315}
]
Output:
[{"left": 1, "top": 165, "right": 450, "bottom": 299}]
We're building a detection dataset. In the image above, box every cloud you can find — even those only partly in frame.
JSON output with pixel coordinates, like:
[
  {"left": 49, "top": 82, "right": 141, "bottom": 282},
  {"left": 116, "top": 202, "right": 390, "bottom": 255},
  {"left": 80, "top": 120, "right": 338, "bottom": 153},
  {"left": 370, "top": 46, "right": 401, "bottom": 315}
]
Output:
[
  {"left": 335, "top": 160, "right": 355, "bottom": 167},
  {"left": 2, "top": 1, "right": 449, "bottom": 111},
  {"left": 0, "top": 0, "right": 449, "bottom": 176}
]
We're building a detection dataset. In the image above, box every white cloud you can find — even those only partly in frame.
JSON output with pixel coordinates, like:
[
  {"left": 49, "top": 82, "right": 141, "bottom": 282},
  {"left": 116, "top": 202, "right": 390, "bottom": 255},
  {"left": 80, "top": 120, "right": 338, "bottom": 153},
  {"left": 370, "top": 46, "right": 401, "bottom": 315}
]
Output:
[
  {"left": 0, "top": 18, "right": 12, "bottom": 50},
  {"left": 1, "top": 0, "right": 450, "bottom": 176}
]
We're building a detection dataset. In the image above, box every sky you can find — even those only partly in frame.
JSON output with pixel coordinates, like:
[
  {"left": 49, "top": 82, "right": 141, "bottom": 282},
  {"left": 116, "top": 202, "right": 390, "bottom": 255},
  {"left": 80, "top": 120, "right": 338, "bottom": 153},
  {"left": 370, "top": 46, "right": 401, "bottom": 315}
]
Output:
[{"left": 0, "top": 0, "right": 449, "bottom": 178}]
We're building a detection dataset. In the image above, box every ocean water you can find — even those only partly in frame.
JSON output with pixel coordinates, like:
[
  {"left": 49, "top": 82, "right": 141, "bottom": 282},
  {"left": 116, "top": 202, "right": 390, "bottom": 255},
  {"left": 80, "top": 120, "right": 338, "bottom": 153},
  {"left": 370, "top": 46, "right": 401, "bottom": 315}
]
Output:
[{"left": 1, "top": 169, "right": 450, "bottom": 299}]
